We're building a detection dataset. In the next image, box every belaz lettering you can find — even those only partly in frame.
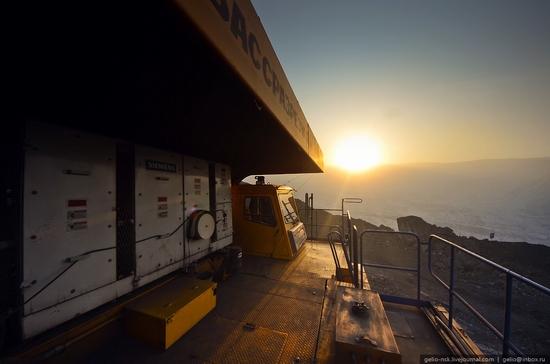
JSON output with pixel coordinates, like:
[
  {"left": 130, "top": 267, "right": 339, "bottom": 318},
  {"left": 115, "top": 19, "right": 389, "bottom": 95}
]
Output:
[
  {"left": 145, "top": 160, "right": 177, "bottom": 173},
  {"left": 210, "top": 0, "right": 306, "bottom": 139}
]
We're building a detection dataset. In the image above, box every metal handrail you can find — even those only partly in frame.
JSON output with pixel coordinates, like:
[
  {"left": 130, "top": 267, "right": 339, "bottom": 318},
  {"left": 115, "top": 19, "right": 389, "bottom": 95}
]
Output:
[
  {"left": 341, "top": 198, "right": 362, "bottom": 239},
  {"left": 359, "top": 230, "right": 422, "bottom": 300},
  {"left": 327, "top": 230, "right": 355, "bottom": 284},
  {"left": 428, "top": 234, "right": 550, "bottom": 356},
  {"left": 324, "top": 212, "right": 360, "bottom": 287},
  {"left": 299, "top": 207, "right": 342, "bottom": 241},
  {"left": 300, "top": 193, "right": 362, "bottom": 242},
  {"left": 352, "top": 224, "right": 359, "bottom": 288},
  {"left": 328, "top": 225, "right": 341, "bottom": 235},
  {"left": 334, "top": 210, "right": 550, "bottom": 355}
]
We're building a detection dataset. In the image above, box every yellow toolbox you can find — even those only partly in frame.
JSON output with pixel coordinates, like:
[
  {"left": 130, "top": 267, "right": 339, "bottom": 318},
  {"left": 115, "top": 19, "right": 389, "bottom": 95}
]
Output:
[{"left": 124, "top": 276, "right": 217, "bottom": 350}]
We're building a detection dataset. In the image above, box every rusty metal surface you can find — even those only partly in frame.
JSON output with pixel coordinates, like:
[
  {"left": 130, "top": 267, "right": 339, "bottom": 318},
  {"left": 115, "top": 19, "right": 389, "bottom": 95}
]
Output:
[
  {"left": 78, "top": 242, "right": 332, "bottom": 363},
  {"left": 335, "top": 287, "right": 401, "bottom": 364},
  {"left": 70, "top": 241, "right": 460, "bottom": 364},
  {"left": 170, "top": 243, "right": 333, "bottom": 363},
  {"left": 169, "top": 316, "right": 288, "bottom": 363},
  {"left": 386, "top": 311, "right": 414, "bottom": 339},
  {"left": 239, "top": 242, "right": 335, "bottom": 283},
  {"left": 385, "top": 304, "right": 453, "bottom": 364},
  {"left": 211, "top": 273, "right": 323, "bottom": 363}
]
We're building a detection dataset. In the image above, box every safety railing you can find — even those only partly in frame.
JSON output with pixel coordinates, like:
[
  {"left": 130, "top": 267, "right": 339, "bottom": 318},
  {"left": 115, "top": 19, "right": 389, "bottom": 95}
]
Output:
[
  {"left": 330, "top": 212, "right": 423, "bottom": 296},
  {"left": 326, "top": 213, "right": 359, "bottom": 286},
  {"left": 359, "top": 230, "right": 423, "bottom": 301},
  {"left": 327, "top": 229, "right": 355, "bottom": 284},
  {"left": 300, "top": 207, "right": 343, "bottom": 241},
  {"left": 300, "top": 193, "right": 362, "bottom": 241},
  {"left": 334, "top": 212, "right": 550, "bottom": 356},
  {"left": 428, "top": 235, "right": 550, "bottom": 356}
]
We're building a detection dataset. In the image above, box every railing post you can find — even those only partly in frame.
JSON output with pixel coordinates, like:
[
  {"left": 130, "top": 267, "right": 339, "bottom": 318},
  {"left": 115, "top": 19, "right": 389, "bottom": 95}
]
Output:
[
  {"left": 360, "top": 228, "right": 364, "bottom": 290},
  {"left": 503, "top": 272, "right": 513, "bottom": 356},
  {"left": 417, "top": 235, "right": 422, "bottom": 301},
  {"left": 341, "top": 198, "right": 362, "bottom": 240},
  {"left": 350, "top": 218, "right": 356, "bottom": 287},
  {"left": 448, "top": 246, "right": 455, "bottom": 332},
  {"left": 353, "top": 226, "right": 359, "bottom": 288}
]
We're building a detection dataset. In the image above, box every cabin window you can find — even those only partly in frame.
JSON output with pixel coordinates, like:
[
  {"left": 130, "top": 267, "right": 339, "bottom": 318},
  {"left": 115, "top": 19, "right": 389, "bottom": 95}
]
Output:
[
  {"left": 278, "top": 193, "right": 299, "bottom": 225},
  {"left": 243, "top": 196, "right": 277, "bottom": 227}
]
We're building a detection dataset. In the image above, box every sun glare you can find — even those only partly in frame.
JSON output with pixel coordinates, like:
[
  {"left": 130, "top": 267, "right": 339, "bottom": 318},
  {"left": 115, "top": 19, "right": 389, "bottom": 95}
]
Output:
[{"left": 333, "top": 135, "right": 382, "bottom": 172}]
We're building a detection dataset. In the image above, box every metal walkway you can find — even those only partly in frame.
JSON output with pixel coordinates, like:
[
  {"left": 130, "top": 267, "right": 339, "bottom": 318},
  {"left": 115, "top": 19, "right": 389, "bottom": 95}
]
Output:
[
  {"left": 78, "top": 242, "right": 328, "bottom": 363},
  {"left": 73, "top": 241, "right": 451, "bottom": 364}
]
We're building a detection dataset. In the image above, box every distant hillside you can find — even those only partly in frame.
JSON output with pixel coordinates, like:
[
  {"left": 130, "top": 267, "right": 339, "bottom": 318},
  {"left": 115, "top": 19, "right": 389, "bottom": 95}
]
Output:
[
  {"left": 286, "top": 157, "right": 550, "bottom": 246},
  {"left": 396, "top": 215, "right": 550, "bottom": 285}
]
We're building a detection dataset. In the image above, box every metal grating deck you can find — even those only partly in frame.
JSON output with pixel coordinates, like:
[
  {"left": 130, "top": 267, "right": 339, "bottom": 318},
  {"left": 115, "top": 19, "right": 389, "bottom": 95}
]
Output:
[
  {"left": 170, "top": 315, "right": 288, "bottom": 363},
  {"left": 79, "top": 242, "right": 334, "bottom": 364},
  {"left": 77, "top": 241, "right": 455, "bottom": 363}
]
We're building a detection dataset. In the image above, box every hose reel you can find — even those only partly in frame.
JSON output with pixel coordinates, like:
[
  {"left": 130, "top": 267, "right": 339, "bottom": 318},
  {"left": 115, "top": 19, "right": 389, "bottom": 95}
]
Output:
[{"left": 188, "top": 210, "right": 215, "bottom": 240}]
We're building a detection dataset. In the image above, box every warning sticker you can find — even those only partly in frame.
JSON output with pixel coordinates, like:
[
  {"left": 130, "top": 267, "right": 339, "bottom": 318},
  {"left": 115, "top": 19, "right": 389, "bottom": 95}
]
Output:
[
  {"left": 68, "top": 210, "right": 87, "bottom": 220},
  {"left": 67, "top": 221, "right": 87, "bottom": 232},
  {"left": 67, "top": 199, "right": 87, "bottom": 207}
]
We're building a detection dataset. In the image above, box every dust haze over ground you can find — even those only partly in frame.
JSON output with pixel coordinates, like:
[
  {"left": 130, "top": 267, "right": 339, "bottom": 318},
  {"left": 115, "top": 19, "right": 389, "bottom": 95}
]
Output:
[
  {"left": 284, "top": 157, "right": 550, "bottom": 247},
  {"left": 296, "top": 202, "right": 550, "bottom": 356}
]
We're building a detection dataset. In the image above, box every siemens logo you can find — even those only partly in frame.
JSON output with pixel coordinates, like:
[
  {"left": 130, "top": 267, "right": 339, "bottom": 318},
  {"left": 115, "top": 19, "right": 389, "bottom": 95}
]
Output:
[{"left": 145, "top": 160, "right": 177, "bottom": 173}]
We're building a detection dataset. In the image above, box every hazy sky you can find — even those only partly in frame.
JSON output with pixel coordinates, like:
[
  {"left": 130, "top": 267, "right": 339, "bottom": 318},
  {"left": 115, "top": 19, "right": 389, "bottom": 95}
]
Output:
[{"left": 250, "top": 0, "right": 550, "bottom": 166}]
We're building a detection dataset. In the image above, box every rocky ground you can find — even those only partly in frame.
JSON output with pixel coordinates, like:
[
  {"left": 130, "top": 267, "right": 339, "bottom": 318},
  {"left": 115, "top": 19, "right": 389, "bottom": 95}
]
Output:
[{"left": 298, "top": 203, "right": 550, "bottom": 355}]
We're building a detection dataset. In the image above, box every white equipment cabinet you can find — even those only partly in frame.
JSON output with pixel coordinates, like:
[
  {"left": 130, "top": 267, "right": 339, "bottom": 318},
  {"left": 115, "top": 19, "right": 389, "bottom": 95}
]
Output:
[
  {"left": 19, "top": 121, "right": 233, "bottom": 340},
  {"left": 134, "top": 146, "right": 184, "bottom": 286},
  {"left": 183, "top": 156, "right": 213, "bottom": 262},
  {"left": 22, "top": 121, "right": 121, "bottom": 339},
  {"left": 213, "top": 163, "right": 233, "bottom": 250}
]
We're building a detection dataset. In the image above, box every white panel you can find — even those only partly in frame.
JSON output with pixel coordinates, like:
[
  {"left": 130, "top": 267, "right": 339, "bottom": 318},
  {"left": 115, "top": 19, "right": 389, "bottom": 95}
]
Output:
[
  {"left": 213, "top": 164, "right": 233, "bottom": 244},
  {"left": 183, "top": 156, "right": 211, "bottom": 259},
  {"left": 134, "top": 146, "right": 184, "bottom": 278},
  {"left": 288, "top": 222, "right": 307, "bottom": 254},
  {"left": 183, "top": 156, "right": 210, "bottom": 215},
  {"left": 22, "top": 276, "right": 133, "bottom": 340},
  {"left": 22, "top": 121, "right": 117, "bottom": 315}
]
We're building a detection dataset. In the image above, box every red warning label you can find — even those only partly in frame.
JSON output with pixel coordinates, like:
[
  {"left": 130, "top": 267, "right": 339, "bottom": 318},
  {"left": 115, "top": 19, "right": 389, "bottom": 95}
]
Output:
[{"left": 67, "top": 199, "right": 87, "bottom": 207}]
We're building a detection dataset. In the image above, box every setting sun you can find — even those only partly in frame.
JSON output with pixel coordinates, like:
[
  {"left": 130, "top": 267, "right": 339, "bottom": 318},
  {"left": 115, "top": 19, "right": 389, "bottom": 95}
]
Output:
[{"left": 333, "top": 135, "right": 382, "bottom": 172}]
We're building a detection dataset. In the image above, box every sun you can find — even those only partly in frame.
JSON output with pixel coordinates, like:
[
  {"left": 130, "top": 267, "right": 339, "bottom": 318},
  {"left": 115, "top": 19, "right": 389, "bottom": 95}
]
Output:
[{"left": 332, "top": 135, "right": 382, "bottom": 172}]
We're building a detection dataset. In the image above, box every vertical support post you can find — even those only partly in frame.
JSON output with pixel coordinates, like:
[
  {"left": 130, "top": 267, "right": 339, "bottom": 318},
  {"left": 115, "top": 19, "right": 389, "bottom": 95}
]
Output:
[
  {"left": 503, "top": 273, "right": 513, "bottom": 356},
  {"left": 340, "top": 198, "right": 362, "bottom": 244},
  {"left": 358, "top": 228, "right": 364, "bottom": 289},
  {"left": 304, "top": 193, "right": 315, "bottom": 240},
  {"left": 416, "top": 235, "right": 422, "bottom": 301},
  {"left": 347, "top": 213, "right": 352, "bottom": 250},
  {"left": 310, "top": 193, "right": 315, "bottom": 239},
  {"left": 305, "top": 193, "right": 310, "bottom": 239},
  {"left": 352, "top": 226, "right": 359, "bottom": 288},
  {"left": 341, "top": 199, "right": 345, "bottom": 241},
  {"left": 448, "top": 247, "right": 455, "bottom": 331}
]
